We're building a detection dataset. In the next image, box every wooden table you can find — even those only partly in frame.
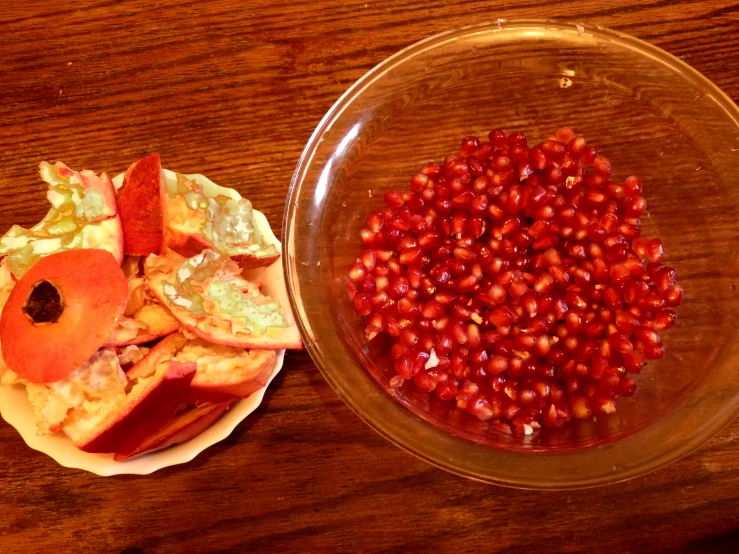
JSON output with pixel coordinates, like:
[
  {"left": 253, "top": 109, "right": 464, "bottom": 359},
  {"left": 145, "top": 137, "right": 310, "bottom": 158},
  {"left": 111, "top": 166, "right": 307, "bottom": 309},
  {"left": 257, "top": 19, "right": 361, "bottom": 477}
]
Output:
[{"left": 1, "top": 1, "right": 738, "bottom": 552}]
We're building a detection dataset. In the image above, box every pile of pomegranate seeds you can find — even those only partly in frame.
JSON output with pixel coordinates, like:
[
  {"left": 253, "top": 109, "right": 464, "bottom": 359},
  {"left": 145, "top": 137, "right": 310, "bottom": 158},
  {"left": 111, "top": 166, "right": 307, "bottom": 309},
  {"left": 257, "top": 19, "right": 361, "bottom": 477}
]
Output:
[{"left": 346, "top": 127, "right": 682, "bottom": 434}]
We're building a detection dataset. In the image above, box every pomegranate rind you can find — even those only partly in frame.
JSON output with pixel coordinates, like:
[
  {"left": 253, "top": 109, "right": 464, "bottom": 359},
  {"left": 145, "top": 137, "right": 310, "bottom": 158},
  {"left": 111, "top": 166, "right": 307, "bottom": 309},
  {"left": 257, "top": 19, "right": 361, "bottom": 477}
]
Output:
[
  {"left": 144, "top": 249, "right": 302, "bottom": 350},
  {"left": 163, "top": 171, "right": 280, "bottom": 269},
  {"left": 104, "top": 303, "right": 180, "bottom": 347},
  {"left": 72, "top": 360, "right": 196, "bottom": 454},
  {"left": 0, "top": 162, "right": 123, "bottom": 278},
  {"left": 0, "top": 249, "right": 129, "bottom": 383},
  {"left": 113, "top": 399, "right": 237, "bottom": 461},
  {"left": 127, "top": 331, "right": 277, "bottom": 400},
  {"left": 117, "top": 154, "right": 167, "bottom": 256}
]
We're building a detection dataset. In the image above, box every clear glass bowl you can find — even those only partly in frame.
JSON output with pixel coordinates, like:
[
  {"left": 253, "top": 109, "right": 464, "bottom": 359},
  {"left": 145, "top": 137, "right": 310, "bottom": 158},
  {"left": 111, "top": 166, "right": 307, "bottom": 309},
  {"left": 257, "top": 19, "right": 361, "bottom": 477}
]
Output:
[{"left": 283, "top": 20, "right": 739, "bottom": 488}]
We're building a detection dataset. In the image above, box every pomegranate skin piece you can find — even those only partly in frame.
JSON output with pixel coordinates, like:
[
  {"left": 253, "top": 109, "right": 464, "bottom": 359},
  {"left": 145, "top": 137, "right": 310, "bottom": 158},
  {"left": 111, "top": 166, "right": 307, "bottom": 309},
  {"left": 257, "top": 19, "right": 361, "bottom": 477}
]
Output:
[{"left": 347, "top": 128, "right": 682, "bottom": 433}]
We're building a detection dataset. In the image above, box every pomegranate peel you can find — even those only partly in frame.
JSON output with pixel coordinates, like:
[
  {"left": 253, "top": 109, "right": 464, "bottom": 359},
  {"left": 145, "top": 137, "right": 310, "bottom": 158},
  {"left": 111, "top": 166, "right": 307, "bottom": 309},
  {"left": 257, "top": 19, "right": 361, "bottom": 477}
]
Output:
[
  {"left": 161, "top": 172, "right": 280, "bottom": 269},
  {"left": 116, "top": 154, "right": 167, "bottom": 256},
  {"left": 0, "top": 162, "right": 123, "bottom": 277},
  {"left": 113, "top": 399, "right": 237, "bottom": 461},
  {"left": 0, "top": 249, "right": 129, "bottom": 383},
  {"left": 104, "top": 304, "right": 180, "bottom": 347},
  {"left": 144, "top": 249, "right": 301, "bottom": 350},
  {"left": 70, "top": 360, "right": 197, "bottom": 454},
  {"left": 127, "top": 331, "right": 277, "bottom": 400}
]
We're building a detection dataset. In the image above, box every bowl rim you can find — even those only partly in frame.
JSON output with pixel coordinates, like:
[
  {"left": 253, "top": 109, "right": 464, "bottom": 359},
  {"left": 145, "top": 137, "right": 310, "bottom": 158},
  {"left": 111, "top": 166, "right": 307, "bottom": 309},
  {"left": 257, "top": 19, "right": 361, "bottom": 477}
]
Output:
[{"left": 283, "top": 18, "right": 739, "bottom": 489}]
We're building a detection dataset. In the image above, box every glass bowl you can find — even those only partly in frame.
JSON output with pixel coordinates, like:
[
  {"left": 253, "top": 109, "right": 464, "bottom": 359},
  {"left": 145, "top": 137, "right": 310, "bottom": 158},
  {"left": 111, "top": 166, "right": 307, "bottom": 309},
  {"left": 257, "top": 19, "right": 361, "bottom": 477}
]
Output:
[{"left": 283, "top": 20, "right": 739, "bottom": 489}]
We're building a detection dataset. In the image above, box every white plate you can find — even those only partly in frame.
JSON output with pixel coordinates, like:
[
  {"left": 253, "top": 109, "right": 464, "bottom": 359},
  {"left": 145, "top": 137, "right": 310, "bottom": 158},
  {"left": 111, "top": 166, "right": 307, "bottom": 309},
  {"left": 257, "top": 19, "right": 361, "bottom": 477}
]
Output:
[{"left": 0, "top": 170, "right": 288, "bottom": 475}]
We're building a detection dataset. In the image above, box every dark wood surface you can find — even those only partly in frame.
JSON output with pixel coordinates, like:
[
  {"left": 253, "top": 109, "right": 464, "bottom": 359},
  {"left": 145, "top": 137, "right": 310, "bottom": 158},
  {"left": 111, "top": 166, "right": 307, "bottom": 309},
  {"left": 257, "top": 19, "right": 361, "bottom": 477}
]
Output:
[{"left": 1, "top": 1, "right": 738, "bottom": 553}]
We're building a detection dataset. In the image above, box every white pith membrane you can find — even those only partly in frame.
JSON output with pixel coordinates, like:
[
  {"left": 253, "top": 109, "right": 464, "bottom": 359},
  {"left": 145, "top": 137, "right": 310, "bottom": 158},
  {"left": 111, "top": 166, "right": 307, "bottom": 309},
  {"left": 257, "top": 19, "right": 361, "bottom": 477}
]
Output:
[
  {"left": 173, "top": 339, "right": 276, "bottom": 387},
  {"left": 20, "top": 346, "right": 167, "bottom": 442},
  {"left": 0, "top": 162, "right": 122, "bottom": 277},
  {"left": 164, "top": 173, "right": 277, "bottom": 261},
  {"left": 106, "top": 256, "right": 179, "bottom": 345},
  {"left": 146, "top": 249, "right": 290, "bottom": 340}
]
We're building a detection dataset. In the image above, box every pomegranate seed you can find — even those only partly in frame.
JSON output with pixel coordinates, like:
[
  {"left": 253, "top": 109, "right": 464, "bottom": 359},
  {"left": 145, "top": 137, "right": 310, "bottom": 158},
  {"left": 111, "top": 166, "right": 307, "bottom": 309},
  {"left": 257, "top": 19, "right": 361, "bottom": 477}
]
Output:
[
  {"left": 398, "top": 297, "right": 420, "bottom": 319},
  {"left": 643, "top": 342, "right": 665, "bottom": 360},
  {"left": 389, "top": 277, "right": 410, "bottom": 298},
  {"left": 663, "top": 285, "right": 683, "bottom": 307},
  {"left": 353, "top": 293, "right": 373, "bottom": 316},
  {"left": 489, "top": 306, "right": 516, "bottom": 327},
  {"left": 615, "top": 310, "right": 640, "bottom": 333},
  {"left": 534, "top": 273, "right": 555, "bottom": 294},
  {"left": 638, "top": 291, "right": 665, "bottom": 313},
  {"left": 654, "top": 309, "right": 677, "bottom": 331},
  {"left": 593, "top": 155, "right": 612, "bottom": 177},
  {"left": 348, "top": 263, "right": 368, "bottom": 284},
  {"left": 414, "top": 371, "right": 438, "bottom": 392},
  {"left": 608, "top": 331, "right": 633, "bottom": 354},
  {"left": 624, "top": 176, "right": 642, "bottom": 197},
  {"left": 634, "top": 326, "right": 660, "bottom": 345},
  {"left": 624, "top": 351, "right": 644, "bottom": 373}
]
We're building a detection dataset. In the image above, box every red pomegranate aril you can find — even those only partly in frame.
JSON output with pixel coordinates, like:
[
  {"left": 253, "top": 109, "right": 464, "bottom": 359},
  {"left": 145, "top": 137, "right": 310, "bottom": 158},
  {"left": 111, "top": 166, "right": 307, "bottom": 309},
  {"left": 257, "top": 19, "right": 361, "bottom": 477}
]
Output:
[
  {"left": 638, "top": 292, "right": 665, "bottom": 313},
  {"left": 643, "top": 342, "right": 665, "bottom": 360},
  {"left": 616, "top": 376, "right": 637, "bottom": 397},
  {"left": 592, "top": 155, "right": 612, "bottom": 177},
  {"left": 634, "top": 326, "right": 660, "bottom": 345},
  {"left": 399, "top": 327, "right": 420, "bottom": 348},
  {"left": 414, "top": 371, "right": 438, "bottom": 392},
  {"left": 565, "top": 290, "right": 588, "bottom": 311},
  {"left": 608, "top": 331, "right": 633, "bottom": 354},
  {"left": 623, "top": 279, "right": 648, "bottom": 304},
  {"left": 663, "top": 285, "right": 683, "bottom": 307},
  {"left": 352, "top": 292, "right": 373, "bottom": 316},
  {"left": 365, "top": 211, "right": 385, "bottom": 232},
  {"left": 623, "top": 176, "right": 642, "bottom": 197},
  {"left": 622, "top": 193, "right": 645, "bottom": 216},
  {"left": 615, "top": 310, "right": 640, "bottom": 333},
  {"left": 646, "top": 239, "right": 665, "bottom": 264},
  {"left": 365, "top": 313, "right": 385, "bottom": 341},
  {"left": 395, "top": 352, "right": 419, "bottom": 379},
  {"left": 654, "top": 309, "right": 677, "bottom": 331},
  {"left": 624, "top": 351, "right": 644, "bottom": 373},
  {"left": 579, "top": 146, "right": 597, "bottom": 167},
  {"left": 599, "top": 373, "right": 620, "bottom": 394},
  {"left": 488, "top": 306, "right": 515, "bottom": 328},
  {"left": 460, "top": 136, "right": 480, "bottom": 157},
  {"left": 348, "top": 263, "right": 368, "bottom": 284},
  {"left": 609, "top": 264, "right": 630, "bottom": 284},
  {"left": 384, "top": 190, "right": 405, "bottom": 208},
  {"left": 534, "top": 273, "right": 555, "bottom": 294},
  {"left": 358, "top": 249, "right": 377, "bottom": 272},
  {"left": 399, "top": 247, "right": 423, "bottom": 266},
  {"left": 389, "top": 277, "right": 410, "bottom": 298},
  {"left": 397, "top": 297, "right": 420, "bottom": 319}
]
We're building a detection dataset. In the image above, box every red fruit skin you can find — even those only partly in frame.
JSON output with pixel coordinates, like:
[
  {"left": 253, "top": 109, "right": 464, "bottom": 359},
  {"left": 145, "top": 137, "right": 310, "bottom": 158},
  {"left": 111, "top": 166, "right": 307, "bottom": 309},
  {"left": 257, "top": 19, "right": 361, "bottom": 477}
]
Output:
[
  {"left": 113, "top": 399, "right": 237, "bottom": 461},
  {"left": 117, "top": 153, "right": 166, "bottom": 256},
  {"left": 0, "top": 249, "right": 129, "bottom": 383},
  {"left": 77, "top": 360, "right": 196, "bottom": 454}
]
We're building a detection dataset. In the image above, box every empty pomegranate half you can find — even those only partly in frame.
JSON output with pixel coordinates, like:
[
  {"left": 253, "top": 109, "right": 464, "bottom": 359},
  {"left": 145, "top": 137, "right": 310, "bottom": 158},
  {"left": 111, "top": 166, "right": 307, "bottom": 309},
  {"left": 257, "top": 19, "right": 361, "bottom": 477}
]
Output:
[
  {"left": 0, "top": 249, "right": 129, "bottom": 383},
  {"left": 346, "top": 127, "right": 683, "bottom": 434}
]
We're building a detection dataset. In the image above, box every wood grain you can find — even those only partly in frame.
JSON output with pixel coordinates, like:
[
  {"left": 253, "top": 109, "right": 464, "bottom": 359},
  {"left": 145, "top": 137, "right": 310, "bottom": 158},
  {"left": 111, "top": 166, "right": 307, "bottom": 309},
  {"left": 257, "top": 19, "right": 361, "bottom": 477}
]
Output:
[{"left": 1, "top": 1, "right": 738, "bottom": 553}]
